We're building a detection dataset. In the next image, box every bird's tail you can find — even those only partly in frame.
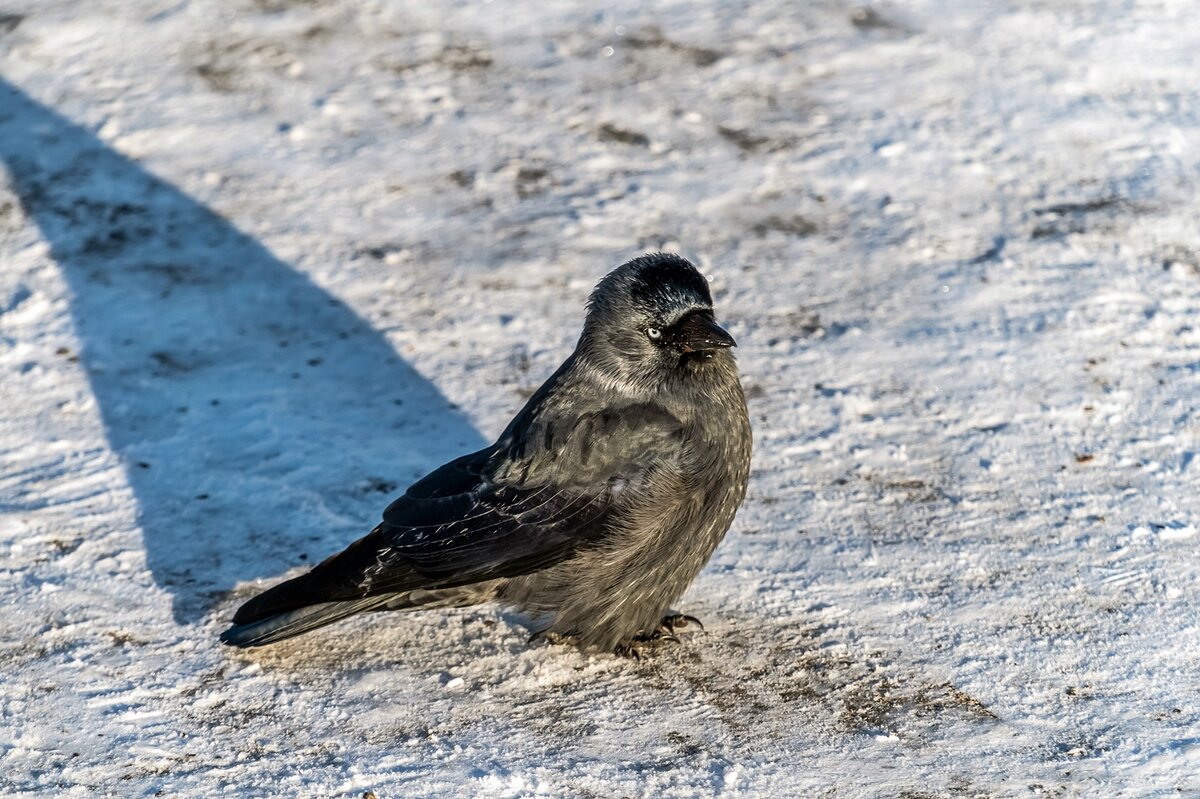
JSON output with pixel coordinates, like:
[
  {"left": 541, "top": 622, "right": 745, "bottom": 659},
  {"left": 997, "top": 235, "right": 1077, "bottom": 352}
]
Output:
[
  {"left": 220, "top": 596, "right": 393, "bottom": 648},
  {"left": 220, "top": 584, "right": 502, "bottom": 647}
]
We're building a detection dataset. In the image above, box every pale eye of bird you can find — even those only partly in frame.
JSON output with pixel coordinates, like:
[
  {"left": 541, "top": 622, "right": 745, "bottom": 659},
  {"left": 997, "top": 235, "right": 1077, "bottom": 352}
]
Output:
[{"left": 646, "top": 327, "right": 662, "bottom": 340}]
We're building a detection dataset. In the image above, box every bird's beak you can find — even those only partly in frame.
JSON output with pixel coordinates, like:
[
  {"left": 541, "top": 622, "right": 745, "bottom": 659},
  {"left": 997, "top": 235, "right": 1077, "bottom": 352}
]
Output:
[{"left": 675, "top": 311, "right": 737, "bottom": 353}]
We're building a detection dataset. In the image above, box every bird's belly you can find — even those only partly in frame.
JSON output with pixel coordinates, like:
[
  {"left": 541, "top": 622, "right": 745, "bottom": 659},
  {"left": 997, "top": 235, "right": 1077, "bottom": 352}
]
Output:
[{"left": 502, "top": 486, "right": 741, "bottom": 650}]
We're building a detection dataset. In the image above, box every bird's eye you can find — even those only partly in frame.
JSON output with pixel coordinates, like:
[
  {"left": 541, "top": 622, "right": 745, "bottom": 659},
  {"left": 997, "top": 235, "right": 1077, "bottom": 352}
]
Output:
[{"left": 646, "top": 327, "right": 662, "bottom": 340}]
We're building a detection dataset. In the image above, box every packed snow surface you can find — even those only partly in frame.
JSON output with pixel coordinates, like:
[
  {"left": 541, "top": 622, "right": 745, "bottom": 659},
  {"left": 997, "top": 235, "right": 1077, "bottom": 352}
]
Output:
[{"left": 1, "top": 0, "right": 1198, "bottom": 796}]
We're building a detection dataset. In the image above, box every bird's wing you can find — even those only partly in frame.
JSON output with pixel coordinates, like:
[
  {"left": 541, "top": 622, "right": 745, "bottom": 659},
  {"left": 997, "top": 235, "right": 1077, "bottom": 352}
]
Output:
[
  {"left": 370, "top": 448, "right": 618, "bottom": 586},
  {"left": 376, "top": 399, "right": 689, "bottom": 585},
  {"left": 232, "top": 401, "right": 686, "bottom": 623}
]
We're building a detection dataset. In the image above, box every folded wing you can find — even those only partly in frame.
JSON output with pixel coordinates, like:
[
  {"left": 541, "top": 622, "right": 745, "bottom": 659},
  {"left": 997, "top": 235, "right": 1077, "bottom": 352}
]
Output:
[{"left": 228, "top": 399, "right": 687, "bottom": 634}]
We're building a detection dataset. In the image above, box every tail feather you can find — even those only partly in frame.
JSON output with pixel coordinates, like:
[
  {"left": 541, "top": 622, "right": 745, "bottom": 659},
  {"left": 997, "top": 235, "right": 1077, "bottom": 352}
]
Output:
[
  {"left": 220, "top": 584, "right": 504, "bottom": 647},
  {"left": 220, "top": 596, "right": 393, "bottom": 648},
  {"left": 227, "top": 524, "right": 430, "bottom": 631},
  {"left": 221, "top": 521, "right": 507, "bottom": 647}
]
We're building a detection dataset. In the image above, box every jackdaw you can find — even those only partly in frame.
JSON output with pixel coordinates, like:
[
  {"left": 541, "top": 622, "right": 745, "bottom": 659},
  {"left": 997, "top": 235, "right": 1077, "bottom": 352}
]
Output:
[{"left": 221, "top": 252, "right": 752, "bottom": 654}]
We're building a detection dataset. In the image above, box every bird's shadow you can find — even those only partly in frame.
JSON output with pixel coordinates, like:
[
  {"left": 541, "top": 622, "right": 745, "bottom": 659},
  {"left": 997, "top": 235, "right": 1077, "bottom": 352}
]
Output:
[{"left": 0, "top": 80, "right": 485, "bottom": 624}]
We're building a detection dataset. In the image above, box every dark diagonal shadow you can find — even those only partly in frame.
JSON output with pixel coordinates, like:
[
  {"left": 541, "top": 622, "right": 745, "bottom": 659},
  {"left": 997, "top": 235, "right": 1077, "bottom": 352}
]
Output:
[{"left": 0, "top": 80, "right": 485, "bottom": 624}]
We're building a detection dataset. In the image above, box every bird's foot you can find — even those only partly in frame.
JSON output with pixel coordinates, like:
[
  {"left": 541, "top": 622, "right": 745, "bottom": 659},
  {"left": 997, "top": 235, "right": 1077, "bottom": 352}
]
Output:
[
  {"left": 528, "top": 628, "right": 572, "bottom": 647},
  {"left": 659, "top": 613, "right": 704, "bottom": 635},
  {"left": 613, "top": 641, "right": 645, "bottom": 660},
  {"left": 616, "top": 614, "right": 705, "bottom": 658}
]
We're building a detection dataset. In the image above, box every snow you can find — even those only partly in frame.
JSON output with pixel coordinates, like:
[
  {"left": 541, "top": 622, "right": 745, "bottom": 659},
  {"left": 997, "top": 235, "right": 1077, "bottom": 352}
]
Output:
[{"left": 1, "top": 0, "right": 1198, "bottom": 796}]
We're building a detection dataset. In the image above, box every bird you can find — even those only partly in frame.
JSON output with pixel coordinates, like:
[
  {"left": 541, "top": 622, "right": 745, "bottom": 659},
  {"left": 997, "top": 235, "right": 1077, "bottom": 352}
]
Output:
[{"left": 220, "top": 252, "right": 752, "bottom": 655}]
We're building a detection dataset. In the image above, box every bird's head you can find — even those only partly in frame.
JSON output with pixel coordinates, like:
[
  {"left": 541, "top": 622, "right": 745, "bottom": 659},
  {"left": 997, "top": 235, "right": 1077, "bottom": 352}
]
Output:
[{"left": 579, "top": 253, "right": 737, "bottom": 392}]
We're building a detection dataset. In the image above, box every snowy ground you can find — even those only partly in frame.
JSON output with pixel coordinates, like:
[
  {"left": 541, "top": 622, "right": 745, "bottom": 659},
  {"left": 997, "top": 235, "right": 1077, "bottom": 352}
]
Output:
[{"left": 2, "top": 0, "right": 1198, "bottom": 796}]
